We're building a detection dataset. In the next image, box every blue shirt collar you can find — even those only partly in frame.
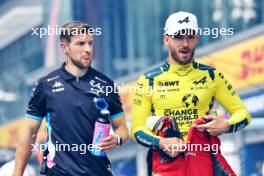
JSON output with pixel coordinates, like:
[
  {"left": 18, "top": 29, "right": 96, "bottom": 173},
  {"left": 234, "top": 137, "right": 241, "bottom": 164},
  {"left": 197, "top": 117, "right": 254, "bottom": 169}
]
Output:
[{"left": 59, "top": 62, "right": 93, "bottom": 81}]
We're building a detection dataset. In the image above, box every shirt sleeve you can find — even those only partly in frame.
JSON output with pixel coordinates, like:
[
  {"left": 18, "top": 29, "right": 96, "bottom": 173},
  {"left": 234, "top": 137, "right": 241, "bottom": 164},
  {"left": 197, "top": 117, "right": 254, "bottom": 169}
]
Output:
[
  {"left": 130, "top": 75, "right": 160, "bottom": 148},
  {"left": 214, "top": 70, "right": 251, "bottom": 133},
  {"left": 106, "top": 81, "right": 124, "bottom": 119},
  {"left": 26, "top": 80, "right": 46, "bottom": 121}
]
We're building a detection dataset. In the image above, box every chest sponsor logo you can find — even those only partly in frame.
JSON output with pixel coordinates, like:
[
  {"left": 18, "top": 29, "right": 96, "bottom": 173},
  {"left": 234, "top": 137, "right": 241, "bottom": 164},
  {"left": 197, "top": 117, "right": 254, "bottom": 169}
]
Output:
[
  {"left": 160, "top": 95, "right": 166, "bottom": 100},
  {"left": 90, "top": 80, "right": 102, "bottom": 89},
  {"left": 133, "top": 99, "right": 142, "bottom": 105},
  {"left": 182, "top": 94, "right": 199, "bottom": 108},
  {"left": 89, "top": 80, "right": 105, "bottom": 95},
  {"left": 190, "top": 86, "right": 209, "bottom": 91},
  {"left": 193, "top": 76, "right": 207, "bottom": 85},
  {"left": 164, "top": 109, "right": 199, "bottom": 121},
  {"left": 52, "top": 81, "right": 64, "bottom": 92},
  {"left": 157, "top": 81, "right": 179, "bottom": 87},
  {"left": 157, "top": 87, "right": 180, "bottom": 92},
  {"left": 155, "top": 94, "right": 168, "bottom": 100},
  {"left": 156, "top": 81, "right": 180, "bottom": 92}
]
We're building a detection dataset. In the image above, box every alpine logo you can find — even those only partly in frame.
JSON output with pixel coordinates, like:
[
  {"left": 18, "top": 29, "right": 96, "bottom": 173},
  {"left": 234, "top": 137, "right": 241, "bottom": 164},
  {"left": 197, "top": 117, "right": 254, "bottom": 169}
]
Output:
[
  {"left": 178, "top": 16, "right": 190, "bottom": 24},
  {"left": 52, "top": 81, "right": 64, "bottom": 92},
  {"left": 193, "top": 76, "right": 207, "bottom": 85}
]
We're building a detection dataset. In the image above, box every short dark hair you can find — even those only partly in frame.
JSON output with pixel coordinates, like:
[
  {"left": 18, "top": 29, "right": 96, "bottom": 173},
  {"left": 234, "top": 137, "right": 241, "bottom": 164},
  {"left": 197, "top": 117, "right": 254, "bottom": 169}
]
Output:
[{"left": 60, "top": 21, "right": 91, "bottom": 42}]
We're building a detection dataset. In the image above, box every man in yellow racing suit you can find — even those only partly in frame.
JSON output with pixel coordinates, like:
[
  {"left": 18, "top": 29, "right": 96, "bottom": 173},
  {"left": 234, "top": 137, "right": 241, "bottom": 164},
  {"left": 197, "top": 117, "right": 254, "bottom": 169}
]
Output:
[
  {"left": 130, "top": 11, "right": 251, "bottom": 175},
  {"left": 131, "top": 60, "right": 251, "bottom": 142}
]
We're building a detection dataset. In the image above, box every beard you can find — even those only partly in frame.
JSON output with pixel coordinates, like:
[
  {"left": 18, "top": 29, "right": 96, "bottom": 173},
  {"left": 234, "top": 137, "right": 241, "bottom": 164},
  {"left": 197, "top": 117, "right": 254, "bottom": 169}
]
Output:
[
  {"left": 170, "top": 47, "right": 195, "bottom": 65},
  {"left": 71, "top": 59, "right": 86, "bottom": 69},
  {"left": 69, "top": 57, "right": 91, "bottom": 69}
]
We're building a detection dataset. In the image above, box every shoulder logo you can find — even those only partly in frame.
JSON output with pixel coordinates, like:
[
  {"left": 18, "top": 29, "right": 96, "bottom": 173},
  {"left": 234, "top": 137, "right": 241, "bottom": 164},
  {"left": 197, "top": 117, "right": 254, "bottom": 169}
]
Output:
[
  {"left": 95, "top": 76, "right": 107, "bottom": 83},
  {"left": 52, "top": 81, "right": 64, "bottom": 92},
  {"left": 47, "top": 75, "right": 60, "bottom": 82},
  {"left": 31, "top": 82, "right": 39, "bottom": 97}
]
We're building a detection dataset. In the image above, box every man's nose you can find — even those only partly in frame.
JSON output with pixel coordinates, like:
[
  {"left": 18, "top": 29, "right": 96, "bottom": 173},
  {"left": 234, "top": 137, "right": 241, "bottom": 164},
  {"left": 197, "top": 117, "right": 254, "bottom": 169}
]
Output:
[
  {"left": 182, "top": 38, "right": 189, "bottom": 47},
  {"left": 84, "top": 43, "right": 92, "bottom": 53}
]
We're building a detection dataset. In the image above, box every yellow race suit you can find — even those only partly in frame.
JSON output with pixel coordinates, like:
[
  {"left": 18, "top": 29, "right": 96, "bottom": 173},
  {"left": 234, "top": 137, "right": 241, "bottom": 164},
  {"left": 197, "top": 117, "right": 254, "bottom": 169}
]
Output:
[{"left": 131, "top": 60, "right": 251, "bottom": 148}]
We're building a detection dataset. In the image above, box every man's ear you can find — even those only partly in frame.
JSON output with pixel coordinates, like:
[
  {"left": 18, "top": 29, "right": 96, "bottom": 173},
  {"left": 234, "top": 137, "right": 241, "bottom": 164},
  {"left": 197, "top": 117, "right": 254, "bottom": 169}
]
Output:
[
  {"left": 195, "top": 36, "right": 199, "bottom": 45},
  {"left": 163, "top": 35, "right": 169, "bottom": 47},
  {"left": 60, "top": 42, "right": 68, "bottom": 54}
]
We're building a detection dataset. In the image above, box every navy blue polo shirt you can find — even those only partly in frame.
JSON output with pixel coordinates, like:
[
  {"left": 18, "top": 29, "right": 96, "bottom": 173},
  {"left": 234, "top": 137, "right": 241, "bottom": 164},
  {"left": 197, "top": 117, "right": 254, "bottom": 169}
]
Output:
[{"left": 26, "top": 63, "right": 124, "bottom": 176}]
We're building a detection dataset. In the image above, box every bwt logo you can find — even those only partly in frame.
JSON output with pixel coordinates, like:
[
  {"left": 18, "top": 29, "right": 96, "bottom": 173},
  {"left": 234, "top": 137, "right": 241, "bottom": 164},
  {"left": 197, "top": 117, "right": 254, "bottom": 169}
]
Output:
[{"left": 158, "top": 81, "right": 179, "bottom": 86}]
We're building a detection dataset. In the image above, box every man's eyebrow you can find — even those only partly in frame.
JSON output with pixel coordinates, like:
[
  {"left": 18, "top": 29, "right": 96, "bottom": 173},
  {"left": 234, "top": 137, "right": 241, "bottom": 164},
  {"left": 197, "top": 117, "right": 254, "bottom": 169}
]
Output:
[{"left": 75, "top": 39, "right": 94, "bottom": 43}]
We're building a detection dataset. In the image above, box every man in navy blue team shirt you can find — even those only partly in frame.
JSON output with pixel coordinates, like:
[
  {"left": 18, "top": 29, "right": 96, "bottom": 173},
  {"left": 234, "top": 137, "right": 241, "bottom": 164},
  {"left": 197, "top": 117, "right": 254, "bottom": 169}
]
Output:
[{"left": 14, "top": 21, "right": 129, "bottom": 176}]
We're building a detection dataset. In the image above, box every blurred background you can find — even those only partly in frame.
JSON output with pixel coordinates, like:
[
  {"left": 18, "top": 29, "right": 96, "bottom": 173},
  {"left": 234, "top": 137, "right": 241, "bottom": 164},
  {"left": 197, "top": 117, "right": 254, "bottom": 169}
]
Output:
[{"left": 0, "top": 0, "right": 264, "bottom": 175}]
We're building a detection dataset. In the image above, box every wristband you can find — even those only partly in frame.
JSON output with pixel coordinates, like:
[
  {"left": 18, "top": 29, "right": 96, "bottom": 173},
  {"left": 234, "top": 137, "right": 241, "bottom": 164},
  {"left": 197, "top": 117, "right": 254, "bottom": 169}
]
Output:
[{"left": 114, "top": 134, "right": 122, "bottom": 147}]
